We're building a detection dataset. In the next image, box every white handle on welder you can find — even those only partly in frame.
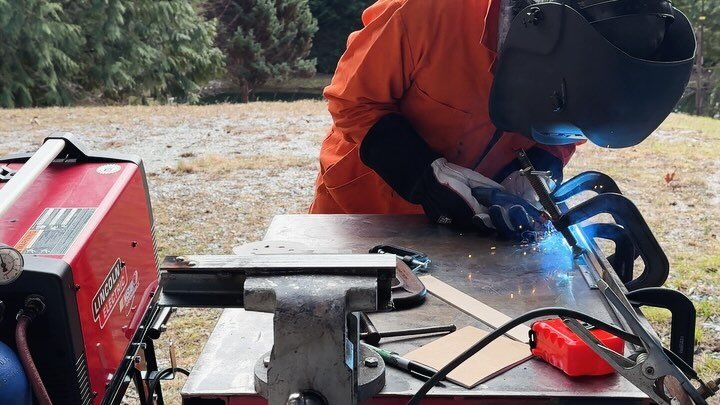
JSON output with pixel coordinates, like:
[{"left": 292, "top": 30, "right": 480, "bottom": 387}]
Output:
[{"left": 0, "top": 139, "right": 66, "bottom": 219}]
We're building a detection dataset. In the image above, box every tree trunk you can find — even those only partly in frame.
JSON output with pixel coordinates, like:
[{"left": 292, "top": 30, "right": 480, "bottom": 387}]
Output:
[{"left": 241, "top": 81, "right": 250, "bottom": 103}]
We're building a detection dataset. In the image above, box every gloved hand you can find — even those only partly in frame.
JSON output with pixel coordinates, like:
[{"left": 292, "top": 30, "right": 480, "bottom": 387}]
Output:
[
  {"left": 359, "top": 113, "right": 546, "bottom": 232},
  {"left": 415, "top": 158, "right": 507, "bottom": 228},
  {"left": 470, "top": 169, "right": 555, "bottom": 240},
  {"left": 471, "top": 186, "right": 546, "bottom": 239}
]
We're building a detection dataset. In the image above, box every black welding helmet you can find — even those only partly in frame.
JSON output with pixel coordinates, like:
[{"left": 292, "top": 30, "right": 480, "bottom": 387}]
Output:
[{"left": 489, "top": 0, "right": 696, "bottom": 148}]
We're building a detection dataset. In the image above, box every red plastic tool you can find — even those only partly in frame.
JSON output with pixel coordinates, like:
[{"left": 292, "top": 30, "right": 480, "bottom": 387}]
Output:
[{"left": 530, "top": 318, "right": 625, "bottom": 377}]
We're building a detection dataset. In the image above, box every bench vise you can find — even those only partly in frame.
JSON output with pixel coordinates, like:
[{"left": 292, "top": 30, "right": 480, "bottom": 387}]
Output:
[{"left": 158, "top": 254, "right": 396, "bottom": 405}]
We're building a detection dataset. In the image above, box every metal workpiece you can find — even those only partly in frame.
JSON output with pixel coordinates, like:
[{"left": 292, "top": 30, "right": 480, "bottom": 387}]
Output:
[
  {"left": 183, "top": 215, "right": 652, "bottom": 403},
  {"left": 158, "top": 254, "right": 396, "bottom": 309}
]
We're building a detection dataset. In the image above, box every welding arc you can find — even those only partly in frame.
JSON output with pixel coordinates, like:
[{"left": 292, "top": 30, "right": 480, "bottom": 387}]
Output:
[{"left": 407, "top": 307, "right": 641, "bottom": 405}]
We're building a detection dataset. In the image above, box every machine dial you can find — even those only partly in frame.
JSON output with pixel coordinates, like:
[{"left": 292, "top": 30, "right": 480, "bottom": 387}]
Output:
[{"left": 0, "top": 244, "right": 24, "bottom": 285}]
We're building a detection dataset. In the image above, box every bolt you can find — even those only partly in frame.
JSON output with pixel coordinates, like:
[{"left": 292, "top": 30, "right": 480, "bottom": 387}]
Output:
[
  {"left": 187, "top": 261, "right": 197, "bottom": 267},
  {"left": 645, "top": 366, "right": 655, "bottom": 376},
  {"left": 287, "top": 393, "right": 306, "bottom": 405},
  {"left": 523, "top": 6, "right": 544, "bottom": 27},
  {"left": 263, "top": 356, "right": 270, "bottom": 368},
  {"left": 175, "top": 256, "right": 185, "bottom": 262},
  {"left": 364, "top": 357, "right": 379, "bottom": 368},
  {"left": 133, "top": 356, "right": 142, "bottom": 364}
]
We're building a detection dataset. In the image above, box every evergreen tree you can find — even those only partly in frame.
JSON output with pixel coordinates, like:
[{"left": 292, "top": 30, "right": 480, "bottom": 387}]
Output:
[
  {"left": 206, "top": 0, "right": 318, "bottom": 102},
  {"left": 0, "top": 0, "right": 223, "bottom": 108},
  {"left": 673, "top": 0, "right": 720, "bottom": 116},
  {"left": 0, "top": 0, "right": 82, "bottom": 108},
  {"left": 309, "top": 0, "right": 372, "bottom": 74},
  {"left": 69, "top": 0, "right": 224, "bottom": 103}
]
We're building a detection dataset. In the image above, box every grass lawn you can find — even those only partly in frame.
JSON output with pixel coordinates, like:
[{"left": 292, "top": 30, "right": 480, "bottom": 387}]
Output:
[{"left": 1, "top": 103, "right": 718, "bottom": 403}]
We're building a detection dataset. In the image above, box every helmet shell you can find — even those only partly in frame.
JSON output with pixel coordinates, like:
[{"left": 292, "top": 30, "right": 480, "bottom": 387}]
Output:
[{"left": 489, "top": 2, "right": 696, "bottom": 148}]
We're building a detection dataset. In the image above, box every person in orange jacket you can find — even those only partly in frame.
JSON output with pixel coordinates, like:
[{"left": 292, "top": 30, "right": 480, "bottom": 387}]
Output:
[{"left": 310, "top": 0, "right": 694, "bottom": 238}]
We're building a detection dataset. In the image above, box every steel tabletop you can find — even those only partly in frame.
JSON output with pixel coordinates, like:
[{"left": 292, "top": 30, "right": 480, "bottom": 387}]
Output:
[{"left": 182, "top": 214, "right": 649, "bottom": 403}]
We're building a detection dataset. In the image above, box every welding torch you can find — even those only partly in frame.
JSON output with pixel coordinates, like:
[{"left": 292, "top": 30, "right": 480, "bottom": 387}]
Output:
[{"left": 517, "top": 150, "right": 584, "bottom": 257}]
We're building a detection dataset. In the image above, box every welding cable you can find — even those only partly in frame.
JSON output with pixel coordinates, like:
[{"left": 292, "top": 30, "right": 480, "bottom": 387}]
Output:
[
  {"left": 408, "top": 307, "right": 641, "bottom": 405},
  {"left": 146, "top": 366, "right": 190, "bottom": 404},
  {"left": 16, "top": 314, "right": 52, "bottom": 405}
]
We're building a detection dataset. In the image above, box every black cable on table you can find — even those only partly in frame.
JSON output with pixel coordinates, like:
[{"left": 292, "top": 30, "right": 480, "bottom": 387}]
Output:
[{"left": 408, "top": 307, "right": 641, "bottom": 405}]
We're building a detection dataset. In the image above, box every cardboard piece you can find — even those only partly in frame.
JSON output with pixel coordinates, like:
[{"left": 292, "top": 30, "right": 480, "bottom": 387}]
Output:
[
  {"left": 419, "top": 275, "right": 530, "bottom": 342},
  {"left": 405, "top": 326, "right": 532, "bottom": 389}
]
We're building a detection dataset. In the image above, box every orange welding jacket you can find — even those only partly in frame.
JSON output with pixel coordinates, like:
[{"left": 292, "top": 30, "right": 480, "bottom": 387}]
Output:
[{"left": 310, "top": 0, "right": 577, "bottom": 214}]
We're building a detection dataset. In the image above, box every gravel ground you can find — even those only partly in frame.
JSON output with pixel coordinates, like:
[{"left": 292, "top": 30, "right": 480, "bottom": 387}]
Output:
[{"left": 1, "top": 103, "right": 719, "bottom": 403}]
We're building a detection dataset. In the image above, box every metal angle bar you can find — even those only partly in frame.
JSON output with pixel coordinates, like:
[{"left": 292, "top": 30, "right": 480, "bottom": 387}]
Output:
[
  {"left": 158, "top": 254, "right": 397, "bottom": 309},
  {"left": 571, "top": 225, "right": 636, "bottom": 333}
]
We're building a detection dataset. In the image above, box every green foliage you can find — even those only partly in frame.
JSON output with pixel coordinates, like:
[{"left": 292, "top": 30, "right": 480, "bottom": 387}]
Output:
[
  {"left": 0, "top": 0, "right": 82, "bottom": 108},
  {"left": 309, "top": 0, "right": 372, "bottom": 73},
  {"left": 207, "top": 0, "right": 318, "bottom": 101},
  {"left": 0, "top": 0, "right": 223, "bottom": 108},
  {"left": 72, "top": 0, "right": 224, "bottom": 103},
  {"left": 675, "top": 0, "right": 720, "bottom": 65}
]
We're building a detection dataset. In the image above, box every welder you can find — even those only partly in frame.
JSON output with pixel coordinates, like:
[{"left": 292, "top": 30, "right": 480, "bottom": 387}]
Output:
[{"left": 310, "top": 0, "right": 695, "bottom": 239}]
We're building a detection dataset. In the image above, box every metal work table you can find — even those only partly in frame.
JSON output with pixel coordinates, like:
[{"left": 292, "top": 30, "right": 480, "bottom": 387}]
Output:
[{"left": 182, "top": 214, "right": 649, "bottom": 403}]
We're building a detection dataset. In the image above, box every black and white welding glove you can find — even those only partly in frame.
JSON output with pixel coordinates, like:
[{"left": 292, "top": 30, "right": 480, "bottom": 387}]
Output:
[{"left": 360, "top": 114, "right": 529, "bottom": 230}]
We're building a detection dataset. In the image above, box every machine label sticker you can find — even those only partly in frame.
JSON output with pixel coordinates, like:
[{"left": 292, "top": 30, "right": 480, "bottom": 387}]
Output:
[
  {"left": 18, "top": 208, "right": 95, "bottom": 255},
  {"left": 92, "top": 259, "right": 128, "bottom": 329},
  {"left": 119, "top": 270, "right": 139, "bottom": 313}
]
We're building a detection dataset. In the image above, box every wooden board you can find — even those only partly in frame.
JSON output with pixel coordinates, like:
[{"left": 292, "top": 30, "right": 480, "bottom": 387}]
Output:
[
  {"left": 405, "top": 326, "right": 532, "bottom": 389},
  {"left": 419, "top": 275, "right": 531, "bottom": 342}
]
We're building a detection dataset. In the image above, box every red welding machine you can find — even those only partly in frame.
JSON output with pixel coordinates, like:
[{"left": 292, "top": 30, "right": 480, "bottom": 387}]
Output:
[
  {"left": 0, "top": 135, "right": 168, "bottom": 404},
  {"left": 530, "top": 318, "right": 625, "bottom": 377}
]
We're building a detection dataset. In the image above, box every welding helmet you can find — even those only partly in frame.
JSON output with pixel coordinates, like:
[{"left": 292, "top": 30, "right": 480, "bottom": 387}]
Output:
[{"left": 489, "top": 0, "right": 696, "bottom": 148}]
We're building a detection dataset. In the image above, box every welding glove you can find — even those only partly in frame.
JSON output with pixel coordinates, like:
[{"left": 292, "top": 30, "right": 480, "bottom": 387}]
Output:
[
  {"left": 360, "top": 113, "right": 537, "bottom": 230},
  {"left": 471, "top": 187, "right": 546, "bottom": 239}
]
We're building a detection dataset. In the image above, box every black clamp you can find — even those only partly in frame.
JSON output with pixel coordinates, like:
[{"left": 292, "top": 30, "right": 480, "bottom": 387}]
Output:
[
  {"left": 627, "top": 287, "right": 697, "bottom": 366},
  {"left": 553, "top": 171, "right": 669, "bottom": 290}
]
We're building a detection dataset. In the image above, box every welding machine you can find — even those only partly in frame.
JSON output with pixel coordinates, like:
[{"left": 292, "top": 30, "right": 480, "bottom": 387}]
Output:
[{"left": 0, "top": 134, "right": 169, "bottom": 404}]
